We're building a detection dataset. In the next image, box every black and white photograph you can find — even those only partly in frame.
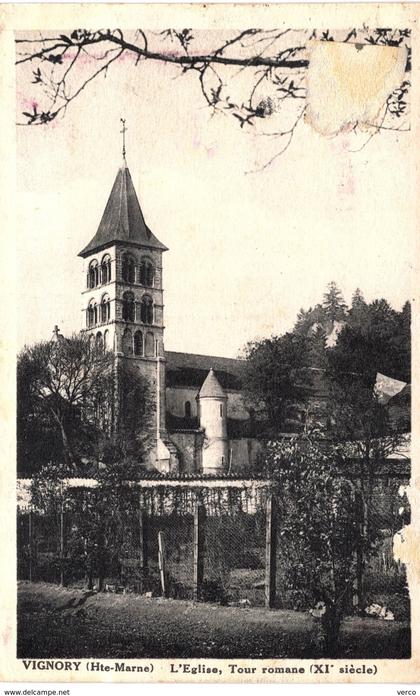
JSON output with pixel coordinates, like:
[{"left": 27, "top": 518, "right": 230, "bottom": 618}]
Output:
[{"left": 2, "top": 1, "right": 419, "bottom": 684}]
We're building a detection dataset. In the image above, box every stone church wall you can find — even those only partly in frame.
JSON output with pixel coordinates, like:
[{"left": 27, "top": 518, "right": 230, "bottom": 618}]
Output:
[{"left": 166, "top": 386, "right": 249, "bottom": 420}]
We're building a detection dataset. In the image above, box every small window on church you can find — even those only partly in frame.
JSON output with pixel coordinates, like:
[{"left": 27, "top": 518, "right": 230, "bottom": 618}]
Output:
[
  {"left": 220, "top": 404, "right": 223, "bottom": 418},
  {"left": 221, "top": 456, "right": 225, "bottom": 466},
  {"left": 141, "top": 295, "right": 153, "bottom": 325},
  {"left": 185, "top": 401, "right": 191, "bottom": 418},
  {"left": 121, "top": 253, "right": 135, "bottom": 284},
  {"left": 122, "top": 291, "right": 135, "bottom": 322},
  {"left": 140, "top": 257, "right": 155, "bottom": 287}
]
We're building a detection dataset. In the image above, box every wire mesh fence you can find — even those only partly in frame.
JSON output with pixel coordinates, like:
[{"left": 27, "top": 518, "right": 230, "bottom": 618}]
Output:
[{"left": 16, "top": 478, "right": 409, "bottom": 618}]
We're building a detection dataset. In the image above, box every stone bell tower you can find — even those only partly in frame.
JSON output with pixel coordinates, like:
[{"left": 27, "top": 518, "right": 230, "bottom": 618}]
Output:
[{"left": 78, "top": 122, "right": 178, "bottom": 472}]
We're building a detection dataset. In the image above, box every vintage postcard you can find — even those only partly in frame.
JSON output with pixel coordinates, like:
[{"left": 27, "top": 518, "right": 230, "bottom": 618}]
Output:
[{"left": 0, "top": 0, "right": 419, "bottom": 686}]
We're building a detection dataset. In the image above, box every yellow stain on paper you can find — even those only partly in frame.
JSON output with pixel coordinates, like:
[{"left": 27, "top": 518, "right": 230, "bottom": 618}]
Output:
[{"left": 305, "top": 40, "right": 407, "bottom": 136}]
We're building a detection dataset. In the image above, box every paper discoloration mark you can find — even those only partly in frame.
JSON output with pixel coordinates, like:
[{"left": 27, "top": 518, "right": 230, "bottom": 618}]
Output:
[{"left": 306, "top": 40, "right": 407, "bottom": 136}]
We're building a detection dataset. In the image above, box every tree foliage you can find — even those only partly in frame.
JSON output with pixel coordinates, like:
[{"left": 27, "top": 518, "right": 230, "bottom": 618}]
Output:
[
  {"left": 242, "top": 332, "right": 312, "bottom": 431},
  {"left": 264, "top": 427, "right": 359, "bottom": 655},
  {"left": 17, "top": 333, "right": 153, "bottom": 475},
  {"left": 17, "top": 333, "right": 114, "bottom": 473}
]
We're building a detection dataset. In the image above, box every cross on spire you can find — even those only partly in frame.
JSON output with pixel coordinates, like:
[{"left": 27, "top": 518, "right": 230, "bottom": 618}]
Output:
[{"left": 120, "top": 118, "right": 127, "bottom": 163}]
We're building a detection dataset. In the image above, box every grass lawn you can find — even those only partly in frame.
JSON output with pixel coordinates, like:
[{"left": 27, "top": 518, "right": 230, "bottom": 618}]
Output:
[{"left": 17, "top": 582, "right": 410, "bottom": 659}]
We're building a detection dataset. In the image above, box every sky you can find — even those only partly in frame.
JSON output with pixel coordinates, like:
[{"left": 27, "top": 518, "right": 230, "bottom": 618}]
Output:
[{"left": 16, "top": 31, "right": 414, "bottom": 358}]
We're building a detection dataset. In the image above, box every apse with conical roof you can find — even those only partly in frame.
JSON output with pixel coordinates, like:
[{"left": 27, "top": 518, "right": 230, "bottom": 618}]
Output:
[{"left": 199, "top": 369, "right": 228, "bottom": 474}]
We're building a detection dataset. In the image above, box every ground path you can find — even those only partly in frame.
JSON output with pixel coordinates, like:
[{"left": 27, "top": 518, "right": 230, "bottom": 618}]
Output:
[{"left": 18, "top": 582, "right": 410, "bottom": 659}]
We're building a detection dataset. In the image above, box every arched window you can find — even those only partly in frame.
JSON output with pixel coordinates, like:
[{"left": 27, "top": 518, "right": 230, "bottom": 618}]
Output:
[
  {"left": 103, "top": 329, "right": 109, "bottom": 351},
  {"left": 185, "top": 401, "right": 191, "bottom": 418},
  {"left": 101, "top": 294, "right": 110, "bottom": 323},
  {"left": 122, "top": 291, "right": 135, "bottom": 322},
  {"left": 96, "top": 331, "right": 103, "bottom": 352},
  {"left": 121, "top": 253, "right": 135, "bottom": 284},
  {"left": 140, "top": 257, "right": 155, "bottom": 287},
  {"left": 122, "top": 328, "right": 133, "bottom": 356},
  {"left": 88, "top": 260, "right": 99, "bottom": 289},
  {"left": 134, "top": 330, "right": 143, "bottom": 356},
  {"left": 87, "top": 299, "right": 97, "bottom": 327},
  {"left": 101, "top": 254, "right": 111, "bottom": 284},
  {"left": 140, "top": 295, "right": 153, "bottom": 325},
  {"left": 145, "top": 331, "right": 154, "bottom": 357}
]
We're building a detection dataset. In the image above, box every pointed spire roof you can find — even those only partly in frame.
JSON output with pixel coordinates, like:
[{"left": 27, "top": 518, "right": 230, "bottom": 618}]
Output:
[
  {"left": 199, "top": 368, "right": 227, "bottom": 399},
  {"left": 79, "top": 165, "right": 168, "bottom": 257}
]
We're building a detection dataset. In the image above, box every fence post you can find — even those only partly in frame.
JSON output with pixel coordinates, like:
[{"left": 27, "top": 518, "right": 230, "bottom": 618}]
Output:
[
  {"left": 28, "top": 509, "right": 34, "bottom": 582},
  {"left": 158, "top": 531, "right": 168, "bottom": 597},
  {"left": 139, "top": 508, "right": 148, "bottom": 592},
  {"left": 193, "top": 494, "right": 205, "bottom": 600},
  {"left": 265, "top": 490, "right": 277, "bottom": 608},
  {"left": 59, "top": 508, "right": 65, "bottom": 586}
]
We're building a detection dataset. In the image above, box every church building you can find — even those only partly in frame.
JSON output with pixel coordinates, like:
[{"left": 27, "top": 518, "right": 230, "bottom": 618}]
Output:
[{"left": 78, "top": 156, "right": 259, "bottom": 475}]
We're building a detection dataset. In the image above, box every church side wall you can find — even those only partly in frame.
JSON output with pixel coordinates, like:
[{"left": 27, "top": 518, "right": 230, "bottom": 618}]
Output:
[{"left": 166, "top": 386, "right": 249, "bottom": 420}]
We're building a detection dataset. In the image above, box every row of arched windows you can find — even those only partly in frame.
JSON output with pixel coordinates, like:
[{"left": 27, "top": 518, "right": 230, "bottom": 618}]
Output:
[
  {"left": 86, "top": 293, "right": 154, "bottom": 328},
  {"left": 122, "top": 292, "right": 154, "bottom": 325},
  {"left": 87, "top": 295, "right": 111, "bottom": 328},
  {"left": 121, "top": 253, "right": 155, "bottom": 287},
  {"left": 87, "top": 253, "right": 155, "bottom": 290},
  {"left": 87, "top": 255, "right": 111, "bottom": 289},
  {"left": 122, "top": 328, "right": 155, "bottom": 357}
]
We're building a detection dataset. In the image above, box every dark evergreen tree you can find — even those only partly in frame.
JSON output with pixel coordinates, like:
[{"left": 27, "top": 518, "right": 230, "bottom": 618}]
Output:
[{"left": 322, "top": 281, "right": 348, "bottom": 322}]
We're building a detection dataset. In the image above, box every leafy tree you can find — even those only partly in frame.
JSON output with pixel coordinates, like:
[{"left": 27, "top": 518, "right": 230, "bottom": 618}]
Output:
[
  {"left": 17, "top": 334, "right": 153, "bottom": 475},
  {"left": 31, "top": 457, "right": 145, "bottom": 590},
  {"left": 242, "top": 332, "right": 312, "bottom": 431},
  {"left": 264, "top": 427, "right": 359, "bottom": 656},
  {"left": 17, "top": 334, "right": 114, "bottom": 473},
  {"left": 15, "top": 28, "right": 411, "bottom": 160}
]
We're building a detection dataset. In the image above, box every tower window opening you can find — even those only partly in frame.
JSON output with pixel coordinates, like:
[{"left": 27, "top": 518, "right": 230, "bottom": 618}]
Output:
[
  {"left": 101, "top": 254, "right": 111, "bottom": 284},
  {"left": 185, "top": 401, "right": 191, "bottom": 418},
  {"left": 220, "top": 404, "right": 223, "bottom": 418},
  {"left": 101, "top": 294, "right": 110, "bottom": 323},
  {"left": 122, "top": 291, "right": 135, "bottom": 322},
  {"left": 87, "top": 299, "right": 97, "bottom": 327},
  {"left": 141, "top": 295, "right": 154, "bottom": 325},
  {"left": 96, "top": 331, "right": 103, "bottom": 353},
  {"left": 121, "top": 253, "right": 135, "bottom": 284},
  {"left": 221, "top": 456, "right": 225, "bottom": 466},
  {"left": 145, "top": 331, "right": 155, "bottom": 357},
  {"left": 134, "top": 330, "right": 143, "bottom": 357},
  {"left": 140, "top": 257, "right": 155, "bottom": 287},
  {"left": 122, "top": 327, "right": 133, "bottom": 356},
  {"left": 88, "top": 260, "right": 99, "bottom": 289}
]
